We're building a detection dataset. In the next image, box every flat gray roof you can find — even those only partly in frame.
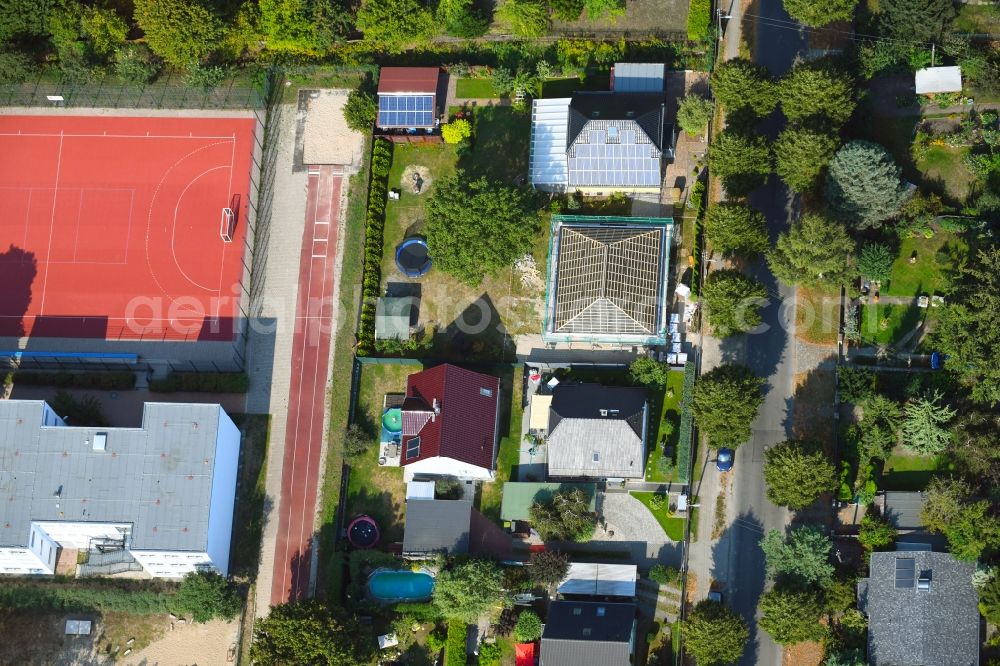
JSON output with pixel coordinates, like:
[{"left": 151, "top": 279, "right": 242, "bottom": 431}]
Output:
[
  {"left": 884, "top": 491, "right": 926, "bottom": 530},
  {"left": 0, "top": 400, "right": 230, "bottom": 551},
  {"left": 612, "top": 63, "right": 665, "bottom": 92}
]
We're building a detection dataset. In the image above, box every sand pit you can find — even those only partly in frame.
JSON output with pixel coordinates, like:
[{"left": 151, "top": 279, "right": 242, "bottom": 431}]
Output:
[
  {"left": 302, "top": 89, "right": 364, "bottom": 166},
  {"left": 401, "top": 165, "right": 433, "bottom": 194},
  {"left": 120, "top": 618, "right": 239, "bottom": 666}
]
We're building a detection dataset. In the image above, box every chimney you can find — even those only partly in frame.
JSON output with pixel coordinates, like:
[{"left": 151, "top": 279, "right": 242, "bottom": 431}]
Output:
[
  {"left": 599, "top": 409, "right": 608, "bottom": 417},
  {"left": 432, "top": 397, "right": 440, "bottom": 421},
  {"left": 917, "top": 576, "right": 931, "bottom": 591}
]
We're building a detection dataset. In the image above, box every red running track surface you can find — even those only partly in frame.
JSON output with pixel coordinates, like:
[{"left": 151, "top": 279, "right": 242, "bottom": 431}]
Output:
[
  {"left": 0, "top": 114, "right": 256, "bottom": 341},
  {"left": 270, "top": 166, "right": 342, "bottom": 605}
]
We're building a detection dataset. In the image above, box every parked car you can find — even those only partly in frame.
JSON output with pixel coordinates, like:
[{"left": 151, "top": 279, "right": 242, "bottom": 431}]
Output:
[{"left": 716, "top": 448, "right": 734, "bottom": 472}]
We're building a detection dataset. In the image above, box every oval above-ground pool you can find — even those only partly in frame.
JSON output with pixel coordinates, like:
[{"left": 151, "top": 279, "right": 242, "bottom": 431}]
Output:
[
  {"left": 395, "top": 237, "right": 432, "bottom": 278},
  {"left": 368, "top": 569, "right": 435, "bottom": 603},
  {"left": 382, "top": 407, "right": 403, "bottom": 434}
]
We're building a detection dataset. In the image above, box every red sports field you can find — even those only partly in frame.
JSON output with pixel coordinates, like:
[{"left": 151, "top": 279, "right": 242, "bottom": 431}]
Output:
[{"left": 0, "top": 114, "right": 256, "bottom": 341}]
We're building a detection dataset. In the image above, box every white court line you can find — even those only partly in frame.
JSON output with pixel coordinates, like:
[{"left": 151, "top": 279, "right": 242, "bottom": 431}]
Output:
[
  {"left": 170, "top": 165, "right": 229, "bottom": 292},
  {"left": 70, "top": 189, "right": 84, "bottom": 263},
  {"left": 122, "top": 190, "right": 136, "bottom": 264},
  {"left": 0, "top": 132, "right": 239, "bottom": 140},
  {"left": 216, "top": 135, "right": 238, "bottom": 302},
  {"left": 38, "top": 131, "right": 64, "bottom": 315}
]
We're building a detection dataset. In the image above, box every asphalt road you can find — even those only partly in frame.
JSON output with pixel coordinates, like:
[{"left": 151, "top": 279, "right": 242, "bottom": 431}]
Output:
[{"left": 720, "top": 2, "right": 809, "bottom": 665}]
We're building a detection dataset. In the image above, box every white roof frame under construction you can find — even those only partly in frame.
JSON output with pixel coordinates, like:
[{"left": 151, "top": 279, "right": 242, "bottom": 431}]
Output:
[{"left": 529, "top": 98, "right": 570, "bottom": 191}]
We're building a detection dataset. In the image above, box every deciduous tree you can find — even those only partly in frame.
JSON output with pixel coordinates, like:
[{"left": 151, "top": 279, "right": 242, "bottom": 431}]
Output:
[
  {"left": 692, "top": 363, "right": 765, "bottom": 449},
  {"left": 901, "top": 390, "right": 956, "bottom": 455},
  {"left": 436, "top": 0, "right": 489, "bottom": 36},
  {"left": 343, "top": 89, "right": 377, "bottom": 132},
  {"left": 779, "top": 60, "right": 856, "bottom": 128},
  {"left": 879, "top": 0, "right": 955, "bottom": 43},
  {"left": 628, "top": 356, "right": 669, "bottom": 388},
  {"left": 496, "top": 0, "right": 550, "bottom": 38},
  {"left": 677, "top": 94, "right": 714, "bottom": 137},
  {"left": 825, "top": 141, "right": 909, "bottom": 229},
  {"left": 356, "top": 0, "right": 436, "bottom": 50},
  {"left": 433, "top": 559, "right": 506, "bottom": 623},
  {"left": 425, "top": 173, "right": 539, "bottom": 286},
  {"left": 250, "top": 600, "right": 374, "bottom": 665},
  {"left": 763, "top": 439, "right": 838, "bottom": 509},
  {"left": 170, "top": 571, "right": 241, "bottom": 623},
  {"left": 529, "top": 489, "right": 597, "bottom": 542},
  {"left": 710, "top": 131, "right": 772, "bottom": 197},
  {"left": 949, "top": 410, "right": 1000, "bottom": 486},
  {"left": 710, "top": 58, "right": 778, "bottom": 116},
  {"left": 704, "top": 203, "right": 769, "bottom": 258},
  {"left": 682, "top": 599, "right": 750, "bottom": 666},
  {"left": 774, "top": 126, "right": 839, "bottom": 193},
  {"left": 259, "top": 0, "right": 352, "bottom": 54},
  {"left": 768, "top": 214, "right": 855, "bottom": 289},
  {"left": 760, "top": 525, "right": 834, "bottom": 587},
  {"left": 441, "top": 118, "right": 472, "bottom": 144},
  {"left": 134, "top": 0, "right": 223, "bottom": 68},
  {"left": 758, "top": 586, "right": 826, "bottom": 645},
  {"left": 527, "top": 550, "right": 569, "bottom": 585},
  {"left": 783, "top": 0, "right": 858, "bottom": 27},
  {"left": 857, "top": 513, "right": 896, "bottom": 552},
  {"left": 703, "top": 269, "right": 768, "bottom": 337}
]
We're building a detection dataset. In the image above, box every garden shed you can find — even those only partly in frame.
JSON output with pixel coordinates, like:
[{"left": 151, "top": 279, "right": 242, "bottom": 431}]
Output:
[{"left": 915, "top": 66, "right": 962, "bottom": 95}]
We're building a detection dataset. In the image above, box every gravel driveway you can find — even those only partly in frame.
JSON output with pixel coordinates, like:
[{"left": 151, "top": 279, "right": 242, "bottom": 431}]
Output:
[{"left": 596, "top": 492, "right": 668, "bottom": 543}]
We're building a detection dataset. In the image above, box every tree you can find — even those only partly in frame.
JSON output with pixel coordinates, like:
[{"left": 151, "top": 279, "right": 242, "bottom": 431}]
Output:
[
  {"left": 649, "top": 564, "right": 679, "bottom": 585},
  {"left": 774, "top": 126, "right": 839, "bottom": 193},
  {"left": 858, "top": 394, "right": 901, "bottom": 463},
  {"left": 170, "top": 571, "right": 241, "bottom": 623},
  {"left": 901, "top": 390, "right": 956, "bottom": 455},
  {"left": 825, "top": 141, "right": 909, "bottom": 229},
  {"left": 758, "top": 586, "right": 826, "bottom": 645},
  {"left": 628, "top": 356, "right": 669, "bottom": 388},
  {"left": 548, "top": 0, "right": 585, "bottom": 20},
  {"left": 441, "top": 118, "right": 472, "bottom": 144},
  {"left": 343, "top": 89, "right": 377, "bottom": 132},
  {"left": 356, "top": 0, "right": 435, "bottom": 50},
  {"left": 760, "top": 525, "right": 834, "bottom": 587},
  {"left": 677, "top": 94, "right": 714, "bottom": 137},
  {"left": 692, "top": 363, "right": 765, "bottom": 449},
  {"left": 704, "top": 203, "right": 769, "bottom": 258},
  {"left": 703, "top": 269, "right": 768, "bottom": 337},
  {"left": 436, "top": 0, "right": 489, "bottom": 37},
  {"left": 932, "top": 247, "right": 1000, "bottom": 405},
  {"left": 779, "top": 60, "right": 856, "bottom": 128},
  {"left": 250, "top": 600, "right": 374, "bottom": 665},
  {"left": 710, "top": 58, "right": 778, "bottom": 116},
  {"left": 113, "top": 43, "right": 161, "bottom": 84},
  {"left": 879, "top": 0, "right": 955, "bottom": 43},
  {"left": 80, "top": 7, "right": 128, "bottom": 59},
  {"left": 496, "top": 0, "right": 550, "bottom": 38},
  {"left": 529, "top": 489, "right": 597, "bottom": 541},
  {"left": 921, "top": 477, "right": 1000, "bottom": 561},
  {"left": 527, "top": 550, "right": 569, "bottom": 586},
  {"left": 682, "top": 599, "right": 750, "bottom": 666},
  {"left": 425, "top": 173, "right": 539, "bottom": 286},
  {"left": 0, "top": 0, "right": 53, "bottom": 42},
  {"left": 921, "top": 476, "right": 974, "bottom": 534},
  {"left": 763, "top": 439, "right": 838, "bottom": 509},
  {"left": 978, "top": 574, "right": 1000, "bottom": 625},
  {"left": 857, "top": 513, "right": 896, "bottom": 552},
  {"left": 783, "top": 0, "right": 857, "bottom": 27},
  {"left": 133, "top": 0, "right": 222, "bottom": 68},
  {"left": 514, "top": 610, "right": 543, "bottom": 642},
  {"left": 768, "top": 214, "right": 855, "bottom": 289},
  {"left": 582, "top": 0, "right": 625, "bottom": 21},
  {"left": 434, "top": 559, "right": 506, "bottom": 623},
  {"left": 0, "top": 50, "right": 35, "bottom": 84},
  {"left": 838, "top": 367, "right": 875, "bottom": 404},
  {"left": 710, "top": 131, "right": 772, "bottom": 197},
  {"left": 857, "top": 243, "right": 893, "bottom": 283},
  {"left": 258, "top": 0, "right": 352, "bottom": 54},
  {"left": 950, "top": 410, "right": 1000, "bottom": 486}
]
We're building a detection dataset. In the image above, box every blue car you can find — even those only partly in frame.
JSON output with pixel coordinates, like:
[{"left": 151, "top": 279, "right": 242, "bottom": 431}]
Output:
[{"left": 716, "top": 448, "right": 734, "bottom": 472}]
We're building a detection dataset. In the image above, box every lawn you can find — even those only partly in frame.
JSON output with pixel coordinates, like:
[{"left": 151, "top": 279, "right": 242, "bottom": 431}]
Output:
[
  {"left": 796, "top": 285, "right": 841, "bottom": 346},
  {"left": 881, "top": 450, "right": 954, "bottom": 491},
  {"left": 916, "top": 145, "right": 974, "bottom": 203},
  {"left": 631, "top": 491, "right": 686, "bottom": 541},
  {"left": 645, "top": 370, "right": 685, "bottom": 483},
  {"left": 228, "top": 413, "right": 270, "bottom": 579},
  {"left": 380, "top": 106, "right": 541, "bottom": 361},
  {"left": 345, "top": 362, "right": 415, "bottom": 544},
  {"left": 861, "top": 302, "right": 925, "bottom": 346},
  {"left": 540, "top": 73, "right": 611, "bottom": 98},
  {"left": 884, "top": 233, "right": 967, "bottom": 297},
  {"left": 479, "top": 366, "right": 525, "bottom": 522},
  {"left": 454, "top": 78, "right": 499, "bottom": 99}
]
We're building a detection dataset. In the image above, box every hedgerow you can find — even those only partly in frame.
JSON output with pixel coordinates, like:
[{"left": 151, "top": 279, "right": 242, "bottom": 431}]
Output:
[{"left": 357, "top": 138, "right": 393, "bottom": 356}]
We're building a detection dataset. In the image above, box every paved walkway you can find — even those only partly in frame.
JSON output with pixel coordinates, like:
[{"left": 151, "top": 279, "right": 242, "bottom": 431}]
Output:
[
  {"left": 597, "top": 492, "right": 668, "bottom": 543},
  {"left": 269, "top": 165, "right": 344, "bottom": 606}
]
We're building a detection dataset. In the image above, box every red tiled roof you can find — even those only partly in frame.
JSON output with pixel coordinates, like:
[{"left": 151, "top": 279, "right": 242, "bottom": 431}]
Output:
[
  {"left": 377, "top": 67, "right": 440, "bottom": 95},
  {"left": 400, "top": 364, "right": 500, "bottom": 471}
]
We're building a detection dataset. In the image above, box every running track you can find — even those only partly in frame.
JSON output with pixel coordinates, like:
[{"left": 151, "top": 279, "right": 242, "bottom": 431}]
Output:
[{"left": 270, "top": 165, "right": 343, "bottom": 605}]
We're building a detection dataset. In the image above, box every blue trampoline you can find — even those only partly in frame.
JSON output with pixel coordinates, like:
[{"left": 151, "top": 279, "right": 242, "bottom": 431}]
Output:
[{"left": 395, "top": 237, "right": 432, "bottom": 278}]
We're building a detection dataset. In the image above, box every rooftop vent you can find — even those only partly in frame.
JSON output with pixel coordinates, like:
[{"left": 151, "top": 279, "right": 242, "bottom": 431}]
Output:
[
  {"left": 596, "top": 607, "right": 606, "bottom": 617},
  {"left": 592, "top": 452, "right": 600, "bottom": 463},
  {"left": 581, "top": 628, "right": 592, "bottom": 637},
  {"left": 92, "top": 433, "right": 107, "bottom": 452},
  {"left": 573, "top": 607, "right": 582, "bottom": 616},
  {"left": 480, "top": 387, "right": 493, "bottom": 398},
  {"left": 918, "top": 576, "right": 931, "bottom": 591},
  {"left": 599, "top": 409, "right": 608, "bottom": 417}
]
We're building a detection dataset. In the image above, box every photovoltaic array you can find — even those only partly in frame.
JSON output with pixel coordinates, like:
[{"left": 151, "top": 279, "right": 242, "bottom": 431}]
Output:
[{"left": 377, "top": 95, "right": 434, "bottom": 128}]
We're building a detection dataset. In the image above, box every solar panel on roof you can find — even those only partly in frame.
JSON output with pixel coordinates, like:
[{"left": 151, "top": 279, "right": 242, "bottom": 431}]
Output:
[
  {"left": 895, "top": 558, "right": 915, "bottom": 588},
  {"left": 377, "top": 94, "right": 435, "bottom": 127}
]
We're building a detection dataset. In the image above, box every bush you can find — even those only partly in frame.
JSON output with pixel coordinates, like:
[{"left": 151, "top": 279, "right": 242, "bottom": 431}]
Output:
[
  {"left": 148, "top": 372, "right": 249, "bottom": 393},
  {"left": 169, "top": 571, "right": 241, "bottom": 623},
  {"left": 677, "top": 95, "right": 714, "bottom": 138},
  {"left": 51, "top": 391, "right": 107, "bottom": 427},
  {"left": 687, "top": 0, "right": 712, "bottom": 41},
  {"left": 514, "top": 610, "right": 543, "bottom": 642},
  {"left": 0, "top": 579, "right": 175, "bottom": 614},
  {"left": 426, "top": 625, "right": 447, "bottom": 654},
  {"left": 0, "top": 50, "right": 35, "bottom": 84},
  {"left": 676, "top": 361, "right": 696, "bottom": 483},
  {"left": 357, "top": 138, "right": 393, "bottom": 356},
  {"left": 445, "top": 621, "right": 468, "bottom": 666},
  {"left": 649, "top": 564, "right": 679, "bottom": 585},
  {"left": 13, "top": 371, "right": 135, "bottom": 390},
  {"left": 344, "top": 88, "right": 378, "bottom": 132},
  {"left": 184, "top": 64, "right": 228, "bottom": 89},
  {"left": 478, "top": 642, "right": 503, "bottom": 666},
  {"left": 441, "top": 118, "right": 472, "bottom": 144},
  {"left": 344, "top": 423, "right": 373, "bottom": 458},
  {"left": 112, "top": 43, "right": 160, "bottom": 83}
]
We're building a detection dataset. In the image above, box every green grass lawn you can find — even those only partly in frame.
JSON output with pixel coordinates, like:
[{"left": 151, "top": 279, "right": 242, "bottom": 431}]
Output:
[
  {"left": 479, "top": 366, "right": 524, "bottom": 522},
  {"left": 917, "top": 145, "right": 974, "bottom": 204},
  {"left": 881, "top": 450, "right": 954, "bottom": 491},
  {"left": 458, "top": 106, "right": 531, "bottom": 184},
  {"left": 796, "top": 285, "right": 841, "bottom": 345},
  {"left": 455, "top": 78, "right": 499, "bottom": 98},
  {"left": 630, "top": 492, "right": 685, "bottom": 541},
  {"left": 540, "top": 73, "right": 612, "bottom": 98},
  {"left": 884, "top": 233, "right": 968, "bottom": 297},
  {"left": 861, "top": 302, "right": 925, "bottom": 346},
  {"left": 645, "top": 371, "right": 685, "bottom": 483}
]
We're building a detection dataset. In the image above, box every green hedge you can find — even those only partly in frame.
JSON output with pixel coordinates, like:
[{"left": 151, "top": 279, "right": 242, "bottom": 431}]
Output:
[
  {"left": 676, "top": 360, "right": 697, "bottom": 483},
  {"left": 445, "top": 621, "right": 468, "bottom": 666},
  {"left": 687, "top": 0, "right": 712, "bottom": 42},
  {"left": 357, "top": 138, "right": 393, "bottom": 356},
  {"left": 14, "top": 371, "right": 135, "bottom": 390},
  {"left": 0, "top": 582, "right": 173, "bottom": 615},
  {"left": 148, "top": 372, "right": 249, "bottom": 393}
]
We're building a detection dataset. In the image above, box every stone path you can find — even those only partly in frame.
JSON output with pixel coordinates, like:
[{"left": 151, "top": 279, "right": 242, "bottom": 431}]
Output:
[{"left": 637, "top": 578, "right": 683, "bottom": 624}]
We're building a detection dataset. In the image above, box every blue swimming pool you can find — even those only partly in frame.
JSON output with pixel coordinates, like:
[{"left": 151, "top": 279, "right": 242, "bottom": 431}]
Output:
[{"left": 368, "top": 569, "right": 435, "bottom": 602}]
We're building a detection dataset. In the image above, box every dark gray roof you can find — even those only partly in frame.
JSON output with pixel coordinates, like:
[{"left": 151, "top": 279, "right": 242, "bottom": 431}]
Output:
[
  {"left": 0, "top": 400, "right": 231, "bottom": 551},
  {"left": 883, "top": 491, "right": 927, "bottom": 530},
  {"left": 858, "top": 550, "right": 979, "bottom": 666},
  {"left": 540, "top": 601, "right": 636, "bottom": 666},
  {"left": 566, "top": 93, "right": 665, "bottom": 189},
  {"left": 547, "top": 384, "right": 647, "bottom": 479},
  {"left": 402, "top": 499, "right": 472, "bottom": 555}
]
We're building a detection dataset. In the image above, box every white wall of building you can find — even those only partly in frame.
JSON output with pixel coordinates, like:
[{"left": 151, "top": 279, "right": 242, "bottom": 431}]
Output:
[
  {"left": 204, "top": 406, "right": 240, "bottom": 577},
  {"left": 32, "top": 521, "right": 130, "bottom": 550},
  {"left": 404, "top": 456, "right": 494, "bottom": 482},
  {"left": 130, "top": 550, "right": 214, "bottom": 579},
  {"left": 0, "top": 547, "right": 49, "bottom": 575}
]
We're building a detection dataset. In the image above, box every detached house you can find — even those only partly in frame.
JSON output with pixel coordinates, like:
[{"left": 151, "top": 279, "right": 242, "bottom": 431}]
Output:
[
  {"left": 540, "top": 600, "right": 638, "bottom": 666},
  {"left": 545, "top": 384, "right": 647, "bottom": 480},
  {"left": 399, "top": 364, "right": 501, "bottom": 482}
]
